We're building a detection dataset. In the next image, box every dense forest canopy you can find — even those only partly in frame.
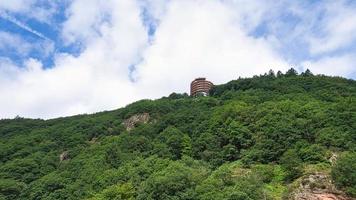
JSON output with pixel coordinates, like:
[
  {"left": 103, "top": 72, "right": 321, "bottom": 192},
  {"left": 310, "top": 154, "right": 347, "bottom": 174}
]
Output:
[{"left": 0, "top": 69, "right": 355, "bottom": 200}]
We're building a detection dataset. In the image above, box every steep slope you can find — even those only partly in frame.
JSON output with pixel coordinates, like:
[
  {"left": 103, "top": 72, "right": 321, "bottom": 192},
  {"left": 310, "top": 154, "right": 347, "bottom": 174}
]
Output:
[{"left": 0, "top": 70, "right": 355, "bottom": 200}]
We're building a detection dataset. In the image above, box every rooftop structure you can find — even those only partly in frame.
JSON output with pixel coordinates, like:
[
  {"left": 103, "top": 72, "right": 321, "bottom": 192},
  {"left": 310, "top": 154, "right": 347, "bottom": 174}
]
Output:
[{"left": 190, "top": 78, "right": 213, "bottom": 96}]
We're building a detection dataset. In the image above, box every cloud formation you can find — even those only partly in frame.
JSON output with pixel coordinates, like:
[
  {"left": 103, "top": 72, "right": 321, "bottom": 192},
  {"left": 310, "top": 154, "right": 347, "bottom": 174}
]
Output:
[
  {"left": 0, "top": 11, "right": 50, "bottom": 40},
  {"left": 0, "top": 0, "right": 59, "bottom": 24},
  {"left": 134, "top": 0, "right": 288, "bottom": 98},
  {"left": 0, "top": 0, "right": 355, "bottom": 119}
]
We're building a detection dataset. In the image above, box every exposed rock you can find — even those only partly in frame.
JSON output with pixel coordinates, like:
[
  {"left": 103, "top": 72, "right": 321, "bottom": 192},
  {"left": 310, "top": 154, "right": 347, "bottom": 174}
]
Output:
[
  {"left": 289, "top": 173, "right": 354, "bottom": 200},
  {"left": 329, "top": 152, "right": 338, "bottom": 166},
  {"left": 314, "top": 194, "right": 348, "bottom": 200},
  {"left": 293, "top": 193, "right": 349, "bottom": 200},
  {"left": 60, "top": 151, "right": 69, "bottom": 162},
  {"left": 122, "top": 113, "right": 150, "bottom": 131}
]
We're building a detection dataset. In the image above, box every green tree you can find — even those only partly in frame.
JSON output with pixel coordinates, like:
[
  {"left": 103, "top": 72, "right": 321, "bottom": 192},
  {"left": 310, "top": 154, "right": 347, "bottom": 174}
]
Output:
[
  {"left": 331, "top": 152, "right": 356, "bottom": 197},
  {"left": 154, "top": 127, "right": 192, "bottom": 160},
  {"left": 280, "top": 149, "right": 302, "bottom": 182},
  {"left": 268, "top": 69, "right": 276, "bottom": 78},
  {"left": 0, "top": 70, "right": 355, "bottom": 200},
  {"left": 301, "top": 69, "right": 313, "bottom": 77},
  {"left": 0, "top": 179, "right": 25, "bottom": 200},
  {"left": 285, "top": 68, "right": 298, "bottom": 77},
  {"left": 181, "top": 134, "right": 192, "bottom": 157},
  {"left": 105, "top": 144, "right": 125, "bottom": 168},
  {"left": 276, "top": 70, "right": 283, "bottom": 77},
  {"left": 137, "top": 161, "right": 208, "bottom": 200},
  {"left": 88, "top": 183, "right": 135, "bottom": 200}
]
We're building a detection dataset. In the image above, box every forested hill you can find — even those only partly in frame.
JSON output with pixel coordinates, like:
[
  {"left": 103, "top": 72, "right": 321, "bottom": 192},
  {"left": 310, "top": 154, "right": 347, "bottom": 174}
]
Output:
[{"left": 0, "top": 69, "right": 355, "bottom": 200}]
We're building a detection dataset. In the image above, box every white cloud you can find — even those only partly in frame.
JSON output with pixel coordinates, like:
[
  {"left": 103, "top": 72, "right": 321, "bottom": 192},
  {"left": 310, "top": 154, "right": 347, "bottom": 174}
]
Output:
[
  {"left": 0, "top": 4, "right": 56, "bottom": 55},
  {"left": 0, "top": 0, "right": 36, "bottom": 13},
  {"left": 0, "top": 0, "right": 355, "bottom": 119},
  {"left": 307, "top": 1, "right": 356, "bottom": 55},
  {"left": 0, "top": 0, "right": 148, "bottom": 119},
  {"left": 265, "top": 0, "right": 356, "bottom": 56},
  {"left": 302, "top": 54, "right": 356, "bottom": 78},
  {"left": 61, "top": 0, "right": 111, "bottom": 45},
  {"left": 0, "top": 31, "right": 32, "bottom": 56},
  {"left": 0, "top": 0, "right": 59, "bottom": 24},
  {"left": 139, "top": 0, "right": 169, "bottom": 21},
  {"left": 133, "top": 0, "right": 288, "bottom": 98},
  {"left": 0, "top": 57, "right": 22, "bottom": 81},
  {"left": 0, "top": 31, "right": 54, "bottom": 59}
]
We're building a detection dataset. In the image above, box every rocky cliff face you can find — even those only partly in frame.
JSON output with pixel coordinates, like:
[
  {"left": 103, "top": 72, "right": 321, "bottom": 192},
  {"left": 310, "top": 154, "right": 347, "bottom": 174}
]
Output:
[
  {"left": 289, "top": 173, "right": 354, "bottom": 200},
  {"left": 122, "top": 113, "right": 150, "bottom": 131}
]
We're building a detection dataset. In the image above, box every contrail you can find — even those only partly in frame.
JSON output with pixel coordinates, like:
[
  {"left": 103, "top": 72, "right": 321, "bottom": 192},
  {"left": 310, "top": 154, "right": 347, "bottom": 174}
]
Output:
[{"left": 0, "top": 11, "right": 50, "bottom": 41}]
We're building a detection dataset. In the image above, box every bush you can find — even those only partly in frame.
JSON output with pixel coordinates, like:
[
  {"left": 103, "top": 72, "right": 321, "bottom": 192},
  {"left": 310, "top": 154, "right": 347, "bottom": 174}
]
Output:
[
  {"left": 331, "top": 152, "right": 356, "bottom": 197},
  {"left": 279, "top": 149, "right": 302, "bottom": 182}
]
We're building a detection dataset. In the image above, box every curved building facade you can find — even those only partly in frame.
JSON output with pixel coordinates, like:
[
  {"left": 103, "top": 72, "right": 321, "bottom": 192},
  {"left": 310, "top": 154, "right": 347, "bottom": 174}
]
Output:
[{"left": 190, "top": 78, "right": 213, "bottom": 96}]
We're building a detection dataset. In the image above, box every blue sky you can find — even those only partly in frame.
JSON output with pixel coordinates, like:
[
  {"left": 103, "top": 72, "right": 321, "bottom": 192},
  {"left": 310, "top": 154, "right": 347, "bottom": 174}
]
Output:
[
  {"left": 0, "top": 0, "right": 356, "bottom": 119},
  {"left": 0, "top": 1, "right": 77, "bottom": 67}
]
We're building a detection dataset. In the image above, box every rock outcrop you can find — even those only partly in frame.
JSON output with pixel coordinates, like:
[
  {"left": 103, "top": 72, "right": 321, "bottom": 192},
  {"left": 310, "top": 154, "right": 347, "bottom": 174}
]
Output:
[
  {"left": 289, "top": 173, "right": 354, "bottom": 200},
  {"left": 60, "top": 151, "right": 69, "bottom": 162},
  {"left": 122, "top": 113, "right": 150, "bottom": 131},
  {"left": 329, "top": 152, "right": 338, "bottom": 166}
]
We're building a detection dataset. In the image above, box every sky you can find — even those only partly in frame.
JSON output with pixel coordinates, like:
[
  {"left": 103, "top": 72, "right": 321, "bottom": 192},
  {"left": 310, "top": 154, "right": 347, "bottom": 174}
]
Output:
[{"left": 0, "top": 0, "right": 356, "bottom": 119}]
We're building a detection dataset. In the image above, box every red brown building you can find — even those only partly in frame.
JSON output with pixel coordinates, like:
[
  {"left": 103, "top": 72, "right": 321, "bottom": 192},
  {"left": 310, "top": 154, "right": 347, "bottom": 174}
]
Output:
[{"left": 190, "top": 78, "right": 213, "bottom": 96}]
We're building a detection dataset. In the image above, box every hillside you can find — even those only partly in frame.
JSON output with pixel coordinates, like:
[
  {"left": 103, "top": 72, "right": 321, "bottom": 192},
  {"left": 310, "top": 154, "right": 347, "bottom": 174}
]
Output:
[{"left": 0, "top": 69, "right": 355, "bottom": 200}]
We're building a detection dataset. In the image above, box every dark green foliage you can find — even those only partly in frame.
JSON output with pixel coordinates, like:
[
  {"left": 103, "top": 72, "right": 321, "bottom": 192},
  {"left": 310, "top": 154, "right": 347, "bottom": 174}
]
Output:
[
  {"left": 285, "top": 68, "right": 298, "bottom": 77},
  {"left": 0, "top": 69, "right": 355, "bottom": 199},
  {"left": 0, "top": 179, "right": 25, "bottom": 200},
  {"left": 195, "top": 163, "right": 265, "bottom": 200},
  {"left": 88, "top": 183, "right": 135, "bottom": 200},
  {"left": 279, "top": 149, "right": 302, "bottom": 182},
  {"left": 153, "top": 127, "right": 192, "bottom": 160},
  {"left": 331, "top": 152, "right": 356, "bottom": 197},
  {"left": 168, "top": 92, "right": 189, "bottom": 99},
  {"left": 137, "top": 158, "right": 209, "bottom": 200},
  {"left": 301, "top": 69, "right": 313, "bottom": 77}
]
